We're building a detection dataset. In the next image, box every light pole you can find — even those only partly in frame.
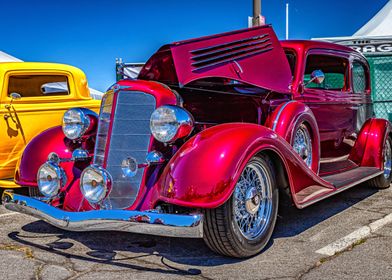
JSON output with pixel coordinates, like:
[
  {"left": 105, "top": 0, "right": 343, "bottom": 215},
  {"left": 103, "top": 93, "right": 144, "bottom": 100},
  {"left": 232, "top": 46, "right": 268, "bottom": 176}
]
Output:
[
  {"left": 286, "top": 3, "right": 289, "bottom": 40},
  {"left": 252, "top": 0, "right": 264, "bottom": 27}
]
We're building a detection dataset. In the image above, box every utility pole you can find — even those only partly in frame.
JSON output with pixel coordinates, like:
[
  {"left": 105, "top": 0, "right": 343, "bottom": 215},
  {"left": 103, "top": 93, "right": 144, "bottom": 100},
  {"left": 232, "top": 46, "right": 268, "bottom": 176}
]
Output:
[{"left": 252, "top": 0, "right": 265, "bottom": 27}]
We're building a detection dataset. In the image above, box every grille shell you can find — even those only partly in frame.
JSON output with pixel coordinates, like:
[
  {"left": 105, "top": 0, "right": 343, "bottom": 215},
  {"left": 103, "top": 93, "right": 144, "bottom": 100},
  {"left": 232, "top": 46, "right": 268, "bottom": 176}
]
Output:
[{"left": 94, "top": 90, "right": 156, "bottom": 209}]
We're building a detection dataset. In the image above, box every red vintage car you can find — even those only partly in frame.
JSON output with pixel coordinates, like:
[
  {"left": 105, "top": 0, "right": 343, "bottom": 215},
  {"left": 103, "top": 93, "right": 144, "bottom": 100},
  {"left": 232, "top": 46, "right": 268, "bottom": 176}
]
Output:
[{"left": 3, "top": 26, "right": 391, "bottom": 258}]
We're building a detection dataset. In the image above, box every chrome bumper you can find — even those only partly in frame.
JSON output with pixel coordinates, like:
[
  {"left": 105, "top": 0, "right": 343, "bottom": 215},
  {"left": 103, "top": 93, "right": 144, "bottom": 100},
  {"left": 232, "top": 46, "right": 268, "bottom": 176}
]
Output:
[{"left": 2, "top": 192, "right": 203, "bottom": 238}]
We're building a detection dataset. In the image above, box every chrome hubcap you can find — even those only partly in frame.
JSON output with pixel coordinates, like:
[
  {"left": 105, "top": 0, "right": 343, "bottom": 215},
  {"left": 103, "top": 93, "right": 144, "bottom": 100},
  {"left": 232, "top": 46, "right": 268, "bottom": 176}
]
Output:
[
  {"left": 233, "top": 161, "right": 273, "bottom": 240},
  {"left": 384, "top": 139, "right": 392, "bottom": 179},
  {"left": 293, "top": 124, "right": 312, "bottom": 168},
  {"left": 245, "top": 187, "right": 261, "bottom": 215}
]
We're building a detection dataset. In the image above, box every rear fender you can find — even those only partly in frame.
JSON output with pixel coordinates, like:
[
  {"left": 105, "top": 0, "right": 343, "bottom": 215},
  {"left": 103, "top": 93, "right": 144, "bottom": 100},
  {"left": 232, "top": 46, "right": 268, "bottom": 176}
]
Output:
[
  {"left": 157, "top": 123, "right": 333, "bottom": 209},
  {"left": 265, "top": 101, "right": 320, "bottom": 173},
  {"left": 349, "top": 118, "right": 392, "bottom": 168}
]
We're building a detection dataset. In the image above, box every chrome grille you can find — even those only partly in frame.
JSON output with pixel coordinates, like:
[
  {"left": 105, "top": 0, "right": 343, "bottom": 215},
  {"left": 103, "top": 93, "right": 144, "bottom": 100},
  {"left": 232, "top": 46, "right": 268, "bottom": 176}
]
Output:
[
  {"left": 94, "top": 91, "right": 114, "bottom": 166},
  {"left": 95, "top": 91, "right": 156, "bottom": 209}
]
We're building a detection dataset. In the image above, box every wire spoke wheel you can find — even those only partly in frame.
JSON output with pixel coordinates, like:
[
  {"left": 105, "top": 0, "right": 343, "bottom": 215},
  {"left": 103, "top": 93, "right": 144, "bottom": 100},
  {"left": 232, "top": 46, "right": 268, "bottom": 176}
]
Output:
[
  {"left": 293, "top": 124, "right": 312, "bottom": 168},
  {"left": 383, "top": 138, "right": 392, "bottom": 179},
  {"left": 233, "top": 161, "right": 273, "bottom": 240},
  {"left": 369, "top": 136, "right": 392, "bottom": 189},
  {"left": 203, "top": 155, "right": 278, "bottom": 258}
]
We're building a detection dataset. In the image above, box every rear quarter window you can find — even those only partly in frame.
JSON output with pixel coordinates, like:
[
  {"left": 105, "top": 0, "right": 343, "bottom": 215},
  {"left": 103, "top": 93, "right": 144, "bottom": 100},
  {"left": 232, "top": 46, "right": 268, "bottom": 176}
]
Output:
[
  {"left": 352, "top": 61, "right": 367, "bottom": 93},
  {"left": 7, "top": 75, "right": 69, "bottom": 97}
]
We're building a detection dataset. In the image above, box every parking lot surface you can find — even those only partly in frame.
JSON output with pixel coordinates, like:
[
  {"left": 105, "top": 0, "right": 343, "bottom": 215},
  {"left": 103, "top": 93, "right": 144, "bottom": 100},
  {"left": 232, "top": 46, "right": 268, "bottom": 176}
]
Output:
[{"left": 0, "top": 184, "right": 391, "bottom": 280}]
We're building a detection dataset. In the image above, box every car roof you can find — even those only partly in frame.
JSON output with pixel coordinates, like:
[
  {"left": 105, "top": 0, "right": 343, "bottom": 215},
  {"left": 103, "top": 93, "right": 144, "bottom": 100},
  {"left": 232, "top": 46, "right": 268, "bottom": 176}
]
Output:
[
  {"left": 280, "top": 40, "right": 359, "bottom": 55},
  {"left": 0, "top": 62, "right": 84, "bottom": 73}
]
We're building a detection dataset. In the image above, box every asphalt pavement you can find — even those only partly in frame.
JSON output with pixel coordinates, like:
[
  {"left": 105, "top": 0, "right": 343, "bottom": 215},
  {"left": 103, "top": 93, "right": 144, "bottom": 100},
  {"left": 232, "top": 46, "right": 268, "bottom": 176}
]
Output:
[{"left": 0, "top": 183, "right": 391, "bottom": 280}]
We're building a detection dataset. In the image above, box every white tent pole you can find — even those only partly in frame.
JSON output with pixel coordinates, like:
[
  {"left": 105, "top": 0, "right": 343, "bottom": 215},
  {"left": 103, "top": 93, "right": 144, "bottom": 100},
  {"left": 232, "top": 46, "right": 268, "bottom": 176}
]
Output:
[{"left": 286, "top": 3, "right": 289, "bottom": 40}]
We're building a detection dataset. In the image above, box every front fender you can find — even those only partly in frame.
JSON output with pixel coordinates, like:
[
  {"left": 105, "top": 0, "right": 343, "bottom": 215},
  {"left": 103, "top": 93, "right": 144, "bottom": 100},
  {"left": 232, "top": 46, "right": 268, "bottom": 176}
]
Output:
[
  {"left": 157, "top": 123, "right": 332, "bottom": 209},
  {"left": 15, "top": 108, "right": 97, "bottom": 188},
  {"left": 15, "top": 126, "right": 74, "bottom": 186}
]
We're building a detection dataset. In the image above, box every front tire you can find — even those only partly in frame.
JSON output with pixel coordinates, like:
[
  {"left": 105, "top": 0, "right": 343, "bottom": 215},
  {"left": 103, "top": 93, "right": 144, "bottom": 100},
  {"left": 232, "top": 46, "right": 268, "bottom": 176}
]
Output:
[
  {"left": 369, "top": 136, "right": 392, "bottom": 189},
  {"left": 203, "top": 154, "right": 279, "bottom": 258}
]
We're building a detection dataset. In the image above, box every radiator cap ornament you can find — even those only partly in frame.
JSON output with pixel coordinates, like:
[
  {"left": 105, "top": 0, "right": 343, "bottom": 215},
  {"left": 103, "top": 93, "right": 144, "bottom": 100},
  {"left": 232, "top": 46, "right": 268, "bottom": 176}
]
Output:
[{"left": 121, "top": 157, "right": 138, "bottom": 178}]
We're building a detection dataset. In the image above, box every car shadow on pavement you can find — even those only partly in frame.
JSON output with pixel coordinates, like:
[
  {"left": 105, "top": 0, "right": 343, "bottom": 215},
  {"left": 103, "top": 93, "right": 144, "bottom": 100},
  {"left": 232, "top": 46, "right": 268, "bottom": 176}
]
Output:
[
  {"left": 7, "top": 184, "right": 377, "bottom": 272},
  {"left": 274, "top": 184, "right": 378, "bottom": 238}
]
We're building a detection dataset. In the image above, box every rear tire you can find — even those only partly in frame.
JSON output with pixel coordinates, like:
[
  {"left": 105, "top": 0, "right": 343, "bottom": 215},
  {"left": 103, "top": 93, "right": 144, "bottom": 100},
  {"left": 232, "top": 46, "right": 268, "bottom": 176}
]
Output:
[
  {"left": 369, "top": 136, "right": 392, "bottom": 189},
  {"left": 292, "top": 122, "right": 313, "bottom": 169},
  {"left": 203, "top": 154, "right": 279, "bottom": 258}
]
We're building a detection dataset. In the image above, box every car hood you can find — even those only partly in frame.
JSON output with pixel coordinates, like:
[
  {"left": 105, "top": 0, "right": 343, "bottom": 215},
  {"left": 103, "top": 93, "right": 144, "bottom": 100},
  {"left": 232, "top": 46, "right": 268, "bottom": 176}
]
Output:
[{"left": 139, "top": 25, "right": 292, "bottom": 93}]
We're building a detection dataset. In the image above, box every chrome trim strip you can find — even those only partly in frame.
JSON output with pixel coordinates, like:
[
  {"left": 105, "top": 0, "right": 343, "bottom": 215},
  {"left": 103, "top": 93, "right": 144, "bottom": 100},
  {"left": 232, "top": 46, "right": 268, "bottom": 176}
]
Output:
[
  {"left": 298, "top": 170, "right": 383, "bottom": 209},
  {"left": 319, "top": 155, "right": 349, "bottom": 163},
  {"left": 2, "top": 193, "right": 203, "bottom": 238},
  {"left": 271, "top": 101, "right": 295, "bottom": 131},
  {"left": 94, "top": 91, "right": 115, "bottom": 166}
]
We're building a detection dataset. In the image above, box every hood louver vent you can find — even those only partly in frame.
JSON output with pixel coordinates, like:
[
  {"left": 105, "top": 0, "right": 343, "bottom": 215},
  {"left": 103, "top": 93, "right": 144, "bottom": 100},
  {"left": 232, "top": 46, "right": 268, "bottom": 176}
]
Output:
[{"left": 190, "top": 34, "right": 273, "bottom": 72}]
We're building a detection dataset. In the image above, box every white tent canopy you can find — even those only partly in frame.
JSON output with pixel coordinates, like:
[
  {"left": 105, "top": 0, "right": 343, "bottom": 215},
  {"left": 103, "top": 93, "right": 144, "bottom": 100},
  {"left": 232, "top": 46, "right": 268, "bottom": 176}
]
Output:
[
  {"left": 354, "top": 0, "right": 392, "bottom": 37},
  {"left": 312, "top": 1, "right": 392, "bottom": 55},
  {"left": 313, "top": 0, "right": 392, "bottom": 41},
  {"left": 89, "top": 88, "right": 105, "bottom": 99},
  {"left": 123, "top": 64, "right": 144, "bottom": 79},
  {"left": 0, "top": 50, "right": 104, "bottom": 99},
  {"left": 0, "top": 51, "right": 22, "bottom": 62}
]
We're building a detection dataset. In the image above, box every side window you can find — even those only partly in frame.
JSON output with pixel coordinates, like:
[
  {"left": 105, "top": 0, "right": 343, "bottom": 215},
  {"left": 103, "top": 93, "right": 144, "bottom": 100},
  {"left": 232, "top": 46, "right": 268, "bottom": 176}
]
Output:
[
  {"left": 352, "top": 61, "right": 367, "bottom": 93},
  {"left": 304, "top": 54, "right": 348, "bottom": 91},
  {"left": 284, "top": 49, "right": 297, "bottom": 77},
  {"left": 7, "top": 75, "right": 69, "bottom": 98}
]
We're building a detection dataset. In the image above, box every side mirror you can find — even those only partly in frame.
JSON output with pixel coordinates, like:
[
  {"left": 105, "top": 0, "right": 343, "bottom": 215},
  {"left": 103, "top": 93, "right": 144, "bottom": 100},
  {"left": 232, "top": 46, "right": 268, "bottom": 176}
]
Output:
[
  {"left": 311, "top": 70, "right": 325, "bottom": 84},
  {"left": 5, "top": 92, "right": 22, "bottom": 110},
  {"left": 305, "top": 70, "right": 325, "bottom": 87},
  {"left": 10, "top": 92, "right": 22, "bottom": 100}
]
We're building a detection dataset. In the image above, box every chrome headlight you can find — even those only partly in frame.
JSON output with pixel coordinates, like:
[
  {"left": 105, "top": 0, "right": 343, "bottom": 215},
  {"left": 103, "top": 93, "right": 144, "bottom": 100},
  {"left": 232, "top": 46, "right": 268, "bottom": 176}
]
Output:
[
  {"left": 62, "top": 108, "right": 91, "bottom": 140},
  {"left": 37, "top": 162, "right": 67, "bottom": 198},
  {"left": 80, "top": 165, "right": 112, "bottom": 204},
  {"left": 150, "top": 105, "right": 194, "bottom": 143}
]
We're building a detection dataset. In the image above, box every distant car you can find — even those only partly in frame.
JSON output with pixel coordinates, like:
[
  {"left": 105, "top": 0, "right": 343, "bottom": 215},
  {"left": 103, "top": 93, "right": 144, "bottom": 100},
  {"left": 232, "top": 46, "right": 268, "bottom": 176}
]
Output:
[
  {"left": 0, "top": 62, "right": 101, "bottom": 192},
  {"left": 3, "top": 26, "right": 391, "bottom": 258}
]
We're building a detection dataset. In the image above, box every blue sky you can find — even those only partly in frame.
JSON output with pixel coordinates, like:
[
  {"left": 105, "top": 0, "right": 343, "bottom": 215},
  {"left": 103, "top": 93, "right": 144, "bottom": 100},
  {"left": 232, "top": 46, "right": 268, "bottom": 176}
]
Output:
[{"left": 0, "top": 0, "right": 388, "bottom": 92}]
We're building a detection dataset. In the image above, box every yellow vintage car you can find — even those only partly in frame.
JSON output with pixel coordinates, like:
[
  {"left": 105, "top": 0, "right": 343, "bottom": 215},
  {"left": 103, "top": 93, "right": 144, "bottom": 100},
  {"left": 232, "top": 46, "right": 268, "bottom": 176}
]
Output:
[{"left": 0, "top": 62, "right": 101, "bottom": 190}]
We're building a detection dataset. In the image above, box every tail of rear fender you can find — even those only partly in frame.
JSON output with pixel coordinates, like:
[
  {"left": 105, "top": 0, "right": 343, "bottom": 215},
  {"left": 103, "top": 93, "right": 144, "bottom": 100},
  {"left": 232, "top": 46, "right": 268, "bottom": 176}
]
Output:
[
  {"left": 157, "top": 123, "right": 332, "bottom": 209},
  {"left": 15, "top": 126, "right": 75, "bottom": 187},
  {"left": 265, "top": 101, "right": 320, "bottom": 173},
  {"left": 349, "top": 118, "right": 392, "bottom": 168}
]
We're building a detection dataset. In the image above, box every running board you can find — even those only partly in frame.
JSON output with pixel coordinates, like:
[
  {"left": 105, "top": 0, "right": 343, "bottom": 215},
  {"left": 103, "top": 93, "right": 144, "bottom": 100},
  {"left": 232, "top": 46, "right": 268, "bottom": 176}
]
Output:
[{"left": 296, "top": 167, "right": 382, "bottom": 208}]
